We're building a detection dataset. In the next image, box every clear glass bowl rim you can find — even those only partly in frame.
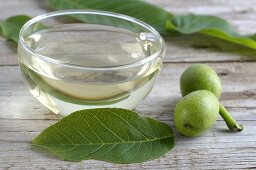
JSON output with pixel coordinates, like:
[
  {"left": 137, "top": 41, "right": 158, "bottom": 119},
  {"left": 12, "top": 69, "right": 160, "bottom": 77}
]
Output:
[{"left": 19, "top": 10, "right": 165, "bottom": 71}]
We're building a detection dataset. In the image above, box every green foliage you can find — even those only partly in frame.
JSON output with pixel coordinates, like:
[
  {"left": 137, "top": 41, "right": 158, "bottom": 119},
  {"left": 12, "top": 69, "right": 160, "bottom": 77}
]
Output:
[
  {"left": 166, "top": 15, "right": 256, "bottom": 50},
  {"left": 2, "top": 1, "right": 256, "bottom": 52},
  {"left": 0, "top": 15, "right": 31, "bottom": 42},
  {"left": 33, "top": 108, "right": 174, "bottom": 163},
  {"left": 48, "top": 0, "right": 172, "bottom": 34},
  {"left": 48, "top": 0, "right": 256, "bottom": 51}
]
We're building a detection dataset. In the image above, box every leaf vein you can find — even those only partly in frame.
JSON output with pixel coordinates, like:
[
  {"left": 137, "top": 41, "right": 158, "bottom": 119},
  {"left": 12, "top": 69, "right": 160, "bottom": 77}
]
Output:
[
  {"left": 112, "top": 143, "right": 135, "bottom": 160},
  {"left": 80, "top": 144, "right": 104, "bottom": 159},
  {"left": 130, "top": 142, "right": 141, "bottom": 162},
  {"left": 105, "top": 110, "right": 149, "bottom": 139},
  {"left": 62, "top": 121, "right": 91, "bottom": 143},
  {"left": 54, "top": 126, "right": 73, "bottom": 144},
  {"left": 84, "top": 110, "right": 125, "bottom": 142},
  {"left": 79, "top": 114, "right": 104, "bottom": 143},
  {"left": 57, "top": 144, "right": 79, "bottom": 153},
  {"left": 99, "top": 144, "right": 117, "bottom": 158}
]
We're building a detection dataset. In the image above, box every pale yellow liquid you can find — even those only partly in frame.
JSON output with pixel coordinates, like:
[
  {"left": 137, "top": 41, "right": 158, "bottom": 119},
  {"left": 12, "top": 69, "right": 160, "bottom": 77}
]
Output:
[{"left": 19, "top": 24, "right": 161, "bottom": 116}]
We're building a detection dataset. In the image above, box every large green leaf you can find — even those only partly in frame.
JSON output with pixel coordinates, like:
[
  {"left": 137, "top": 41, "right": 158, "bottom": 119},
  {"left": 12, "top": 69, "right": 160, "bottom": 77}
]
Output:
[
  {"left": 166, "top": 15, "right": 256, "bottom": 50},
  {"left": 47, "top": 0, "right": 173, "bottom": 34},
  {"left": 48, "top": 0, "right": 256, "bottom": 51},
  {"left": 0, "top": 15, "right": 31, "bottom": 42},
  {"left": 32, "top": 108, "right": 174, "bottom": 163},
  {"left": 2, "top": 1, "right": 256, "bottom": 52}
]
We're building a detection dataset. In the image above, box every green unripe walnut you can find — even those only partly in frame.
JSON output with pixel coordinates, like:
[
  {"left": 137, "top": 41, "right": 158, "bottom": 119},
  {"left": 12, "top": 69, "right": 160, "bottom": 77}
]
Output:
[
  {"left": 174, "top": 90, "right": 219, "bottom": 137},
  {"left": 180, "top": 64, "right": 222, "bottom": 99},
  {"left": 178, "top": 64, "right": 243, "bottom": 132}
]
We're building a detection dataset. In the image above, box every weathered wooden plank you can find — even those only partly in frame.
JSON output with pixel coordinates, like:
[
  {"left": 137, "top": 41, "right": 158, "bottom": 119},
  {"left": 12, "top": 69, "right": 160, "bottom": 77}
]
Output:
[
  {"left": 0, "top": 119, "right": 255, "bottom": 142},
  {"left": 1, "top": 0, "right": 256, "bottom": 30},
  {"left": 0, "top": 62, "right": 256, "bottom": 119},
  {"left": 0, "top": 63, "right": 255, "bottom": 168},
  {"left": 0, "top": 0, "right": 256, "bottom": 169},
  {"left": 0, "top": 142, "right": 255, "bottom": 169},
  {"left": 0, "top": 118, "right": 255, "bottom": 169},
  {"left": 1, "top": 0, "right": 256, "bottom": 66}
]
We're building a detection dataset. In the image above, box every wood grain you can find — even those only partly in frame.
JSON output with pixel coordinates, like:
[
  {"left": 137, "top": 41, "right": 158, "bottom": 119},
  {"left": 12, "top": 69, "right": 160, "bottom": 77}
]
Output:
[
  {"left": 0, "top": 0, "right": 256, "bottom": 169},
  {"left": 1, "top": 63, "right": 256, "bottom": 119},
  {"left": 1, "top": 0, "right": 256, "bottom": 66}
]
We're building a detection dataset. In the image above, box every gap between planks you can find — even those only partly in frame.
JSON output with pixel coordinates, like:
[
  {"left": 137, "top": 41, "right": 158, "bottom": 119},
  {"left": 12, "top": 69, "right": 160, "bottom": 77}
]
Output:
[{"left": 1, "top": 60, "right": 256, "bottom": 68}]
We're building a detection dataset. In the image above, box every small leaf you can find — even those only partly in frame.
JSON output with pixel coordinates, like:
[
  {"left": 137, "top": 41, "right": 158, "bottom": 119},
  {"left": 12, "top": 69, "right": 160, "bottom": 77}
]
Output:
[
  {"left": 0, "top": 15, "right": 31, "bottom": 42},
  {"left": 32, "top": 108, "right": 174, "bottom": 163}
]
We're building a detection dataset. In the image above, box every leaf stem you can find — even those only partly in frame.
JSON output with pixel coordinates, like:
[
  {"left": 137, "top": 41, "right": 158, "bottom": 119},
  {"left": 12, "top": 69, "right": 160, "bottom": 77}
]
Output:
[{"left": 219, "top": 102, "right": 244, "bottom": 131}]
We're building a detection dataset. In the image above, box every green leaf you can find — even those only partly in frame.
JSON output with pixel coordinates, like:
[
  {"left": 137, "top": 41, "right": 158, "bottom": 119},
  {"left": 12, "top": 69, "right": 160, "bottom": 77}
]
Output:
[
  {"left": 0, "top": 15, "right": 31, "bottom": 42},
  {"left": 32, "top": 108, "right": 174, "bottom": 163},
  {"left": 166, "top": 15, "right": 256, "bottom": 50},
  {"left": 47, "top": 0, "right": 173, "bottom": 34},
  {"left": 2, "top": 0, "right": 256, "bottom": 53},
  {"left": 47, "top": 0, "right": 256, "bottom": 51},
  {"left": 168, "top": 15, "right": 239, "bottom": 35}
]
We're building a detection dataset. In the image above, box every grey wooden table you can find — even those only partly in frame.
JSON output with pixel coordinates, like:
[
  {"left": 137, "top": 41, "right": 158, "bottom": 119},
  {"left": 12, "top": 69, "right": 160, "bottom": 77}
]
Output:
[{"left": 1, "top": 0, "right": 256, "bottom": 169}]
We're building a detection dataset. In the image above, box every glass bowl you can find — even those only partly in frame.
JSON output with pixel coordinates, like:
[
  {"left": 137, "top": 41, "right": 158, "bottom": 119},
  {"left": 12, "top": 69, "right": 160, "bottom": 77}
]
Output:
[{"left": 18, "top": 10, "right": 165, "bottom": 116}]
